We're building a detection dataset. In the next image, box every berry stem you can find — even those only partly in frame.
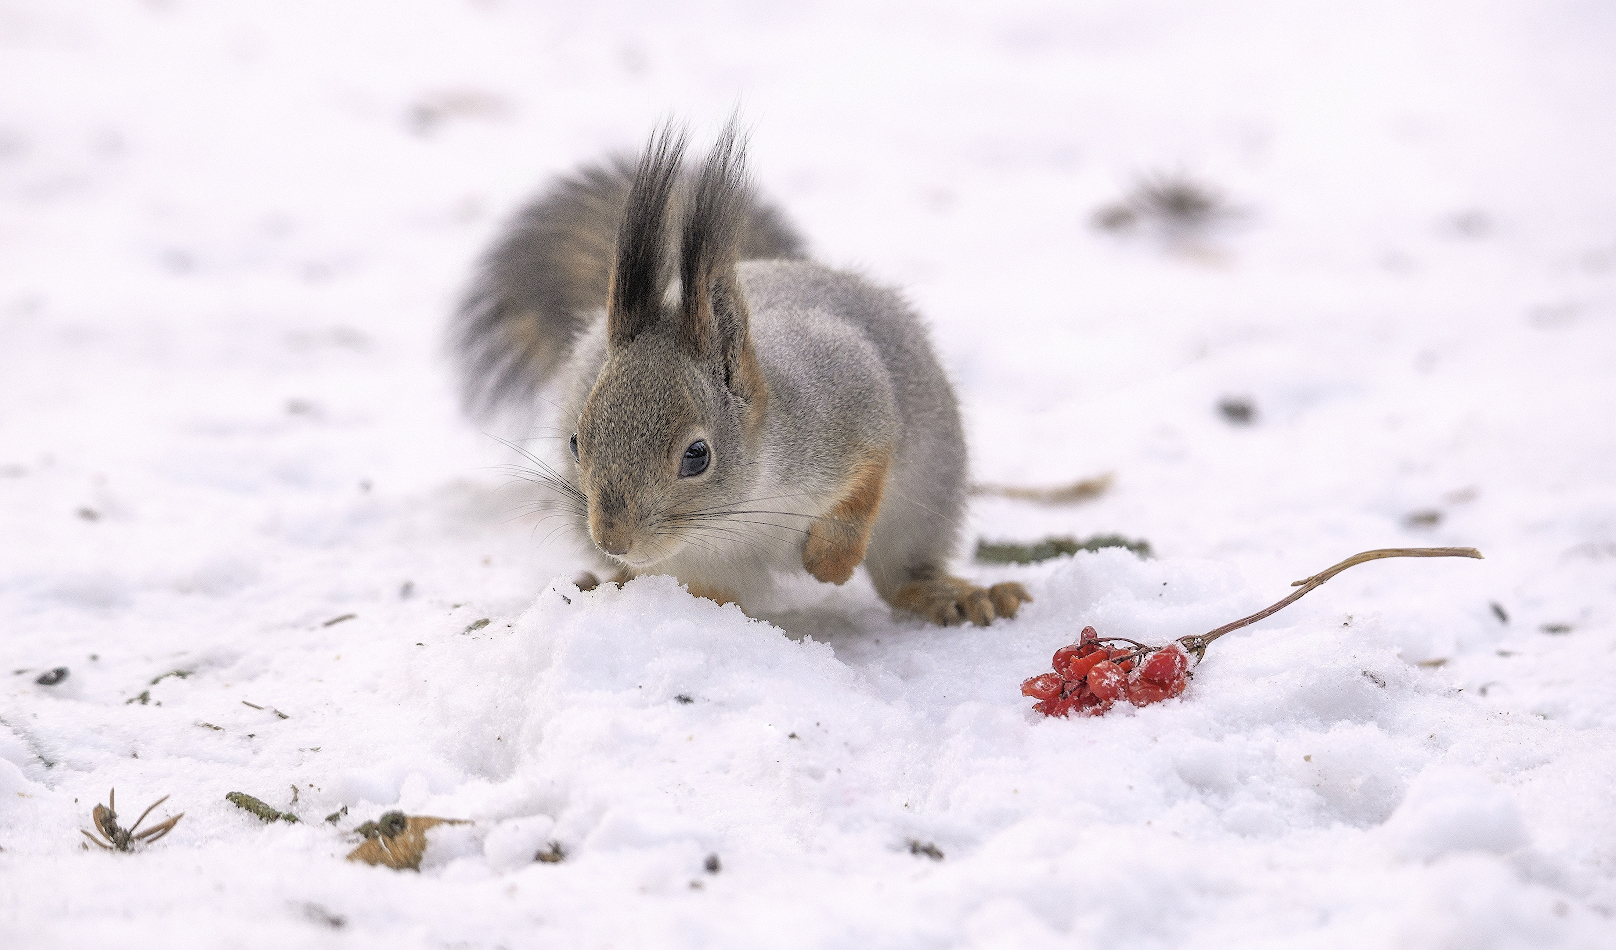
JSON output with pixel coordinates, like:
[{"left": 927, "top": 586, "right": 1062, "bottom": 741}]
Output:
[{"left": 1176, "top": 547, "right": 1483, "bottom": 661}]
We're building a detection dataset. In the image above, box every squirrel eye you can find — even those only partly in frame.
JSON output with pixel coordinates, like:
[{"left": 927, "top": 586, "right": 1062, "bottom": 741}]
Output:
[
  {"left": 569, "top": 434, "right": 578, "bottom": 460},
  {"left": 678, "top": 439, "right": 710, "bottom": 478}
]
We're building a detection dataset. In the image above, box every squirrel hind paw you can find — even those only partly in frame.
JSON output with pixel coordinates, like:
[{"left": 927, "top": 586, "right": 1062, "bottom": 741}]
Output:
[{"left": 891, "top": 577, "right": 1032, "bottom": 627}]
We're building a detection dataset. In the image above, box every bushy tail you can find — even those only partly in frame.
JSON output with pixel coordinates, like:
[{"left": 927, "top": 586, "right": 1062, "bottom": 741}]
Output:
[{"left": 452, "top": 130, "right": 805, "bottom": 418}]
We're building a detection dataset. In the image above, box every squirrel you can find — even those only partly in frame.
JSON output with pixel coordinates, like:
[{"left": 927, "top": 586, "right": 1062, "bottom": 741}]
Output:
[{"left": 451, "top": 122, "right": 1030, "bottom": 626}]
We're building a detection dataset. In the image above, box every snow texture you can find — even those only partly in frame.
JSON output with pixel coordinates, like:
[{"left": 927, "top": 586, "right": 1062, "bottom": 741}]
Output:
[{"left": 3, "top": 1, "right": 1615, "bottom": 947}]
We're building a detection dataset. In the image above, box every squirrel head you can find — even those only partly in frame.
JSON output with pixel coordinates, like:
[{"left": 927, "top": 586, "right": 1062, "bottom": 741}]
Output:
[{"left": 570, "top": 121, "right": 768, "bottom": 568}]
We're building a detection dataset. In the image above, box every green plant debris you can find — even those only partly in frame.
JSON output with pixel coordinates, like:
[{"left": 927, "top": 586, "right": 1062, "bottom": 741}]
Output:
[
  {"left": 534, "top": 840, "right": 566, "bottom": 864},
  {"left": 974, "top": 533, "right": 1152, "bottom": 565},
  {"left": 322, "top": 613, "right": 357, "bottom": 627},
  {"left": 355, "top": 811, "right": 409, "bottom": 839},
  {"left": 150, "top": 669, "right": 193, "bottom": 686},
  {"left": 325, "top": 805, "right": 348, "bottom": 824},
  {"left": 463, "top": 618, "right": 491, "bottom": 633},
  {"left": 226, "top": 791, "right": 298, "bottom": 823},
  {"left": 241, "top": 700, "right": 290, "bottom": 719},
  {"left": 126, "top": 691, "right": 151, "bottom": 705}
]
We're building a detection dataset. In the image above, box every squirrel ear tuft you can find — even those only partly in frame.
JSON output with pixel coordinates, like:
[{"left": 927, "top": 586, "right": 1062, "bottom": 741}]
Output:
[
  {"left": 678, "top": 119, "right": 763, "bottom": 403},
  {"left": 606, "top": 123, "right": 687, "bottom": 348}
]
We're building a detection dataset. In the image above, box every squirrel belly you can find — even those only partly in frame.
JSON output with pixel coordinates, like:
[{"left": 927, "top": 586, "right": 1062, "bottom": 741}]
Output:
[{"left": 453, "top": 123, "right": 1030, "bottom": 626}]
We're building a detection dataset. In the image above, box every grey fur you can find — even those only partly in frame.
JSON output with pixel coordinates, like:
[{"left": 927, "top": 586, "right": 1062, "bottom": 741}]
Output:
[
  {"left": 453, "top": 145, "right": 804, "bottom": 417},
  {"left": 456, "top": 124, "right": 1026, "bottom": 624}
]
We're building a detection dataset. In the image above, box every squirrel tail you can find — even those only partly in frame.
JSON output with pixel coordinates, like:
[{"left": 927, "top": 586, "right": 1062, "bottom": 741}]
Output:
[{"left": 452, "top": 125, "right": 806, "bottom": 419}]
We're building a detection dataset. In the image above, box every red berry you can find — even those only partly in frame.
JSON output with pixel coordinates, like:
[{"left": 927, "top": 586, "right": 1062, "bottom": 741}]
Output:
[
  {"left": 1126, "top": 668, "right": 1190, "bottom": 706},
  {"left": 1061, "top": 651, "right": 1110, "bottom": 683},
  {"left": 1079, "top": 625, "right": 1100, "bottom": 647},
  {"left": 1034, "top": 695, "right": 1079, "bottom": 717},
  {"left": 1140, "top": 644, "right": 1189, "bottom": 685},
  {"left": 1125, "top": 675, "right": 1173, "bottom": 705},
  {"left": 1051, "top": 644, "right": 1084, "bottom": 672},
  {"left": 1087, "top": 661, "right": 1127, "bottom": 704},
  {"left": 1020, "top": 673, "right": 1064, "bottom": 701}
]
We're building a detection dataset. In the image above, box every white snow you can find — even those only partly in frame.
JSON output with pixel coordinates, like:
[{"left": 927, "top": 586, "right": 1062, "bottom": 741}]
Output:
[{"left": 3, "top": 1, "right": 1615, "bottom": 947}]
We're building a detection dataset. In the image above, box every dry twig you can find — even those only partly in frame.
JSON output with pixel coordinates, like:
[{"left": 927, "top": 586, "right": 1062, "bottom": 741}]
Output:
[
  {"left": 971, "top": 473, "right": 1112, "bottom": 505},
  {"left": 1178, "top": 547, "right": 1483, "bottom": 660},
  {"left": 81, "top": 789, "right": 183, "bottom": 852}
]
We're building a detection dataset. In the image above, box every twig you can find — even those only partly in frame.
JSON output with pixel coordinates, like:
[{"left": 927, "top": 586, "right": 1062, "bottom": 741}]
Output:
[
  {"left": 971, "top": 473, "right": 1113, "bottom": 505},
  {"left": 1178, "top": 547, "right": 1483, "bottom": 660},
  {"left": 81, "top": 789, "right": 183, "bottom": 851}
]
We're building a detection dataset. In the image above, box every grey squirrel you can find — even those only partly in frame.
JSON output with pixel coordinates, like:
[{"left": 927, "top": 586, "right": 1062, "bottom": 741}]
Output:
[{"left": 452, "top": 122, "right": 1030, "bottom": 625}]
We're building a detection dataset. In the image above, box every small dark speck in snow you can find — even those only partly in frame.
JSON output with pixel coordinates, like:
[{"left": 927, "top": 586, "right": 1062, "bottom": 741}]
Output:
[
  {"left": 675, "top": 695, "right": 693, "bottom": 704},
  {"left": 322, "top": 614, "right": 357, "bottom": 627},
  {"left": 463, "top": 618, "right": 490, "bottom": 633}
]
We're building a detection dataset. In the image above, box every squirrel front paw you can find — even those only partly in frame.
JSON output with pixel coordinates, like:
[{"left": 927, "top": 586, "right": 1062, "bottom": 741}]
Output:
[
  {"left": 890, "top": 576, "right": 1032, "bottom": 627},
  {"left": 573, "top": 569, "right": 633, "bottom": 591}
]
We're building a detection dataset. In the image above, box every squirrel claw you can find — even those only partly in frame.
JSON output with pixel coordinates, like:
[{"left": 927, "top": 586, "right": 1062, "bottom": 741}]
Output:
[
  {"left": 892, "top": 577, "right": 1033, "bottom": 627},
  {"left": 573, "top": 569, "right": 632, "bottom": 592}
]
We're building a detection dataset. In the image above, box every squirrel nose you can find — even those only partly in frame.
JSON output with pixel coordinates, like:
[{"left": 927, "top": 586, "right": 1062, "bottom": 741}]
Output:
[{"left": 589, "top": 506, "right": 634, "bottom": 557}]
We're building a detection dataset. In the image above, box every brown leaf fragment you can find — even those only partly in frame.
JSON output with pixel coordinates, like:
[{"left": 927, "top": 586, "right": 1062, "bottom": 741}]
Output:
[{"left": 345, "top": 813, "right": 468, "bottom": 871}]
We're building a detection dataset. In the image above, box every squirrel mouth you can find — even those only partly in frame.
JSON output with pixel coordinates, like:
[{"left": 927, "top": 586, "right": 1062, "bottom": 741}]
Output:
[{"left": 613, "top": 545, "right": 668, "bottom": 569}]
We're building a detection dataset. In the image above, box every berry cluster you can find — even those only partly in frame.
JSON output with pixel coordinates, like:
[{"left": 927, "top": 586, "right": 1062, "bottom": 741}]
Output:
[
  {"left": 1020, "top": 626, "right": 1190, "bottom": 717},
  {"left": 1016, "top": 548, "right": 1484, "bottom": 719}
]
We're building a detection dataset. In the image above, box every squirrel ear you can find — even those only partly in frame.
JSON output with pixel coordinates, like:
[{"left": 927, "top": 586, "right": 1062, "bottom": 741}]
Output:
[
  {"left": 607, "top": 124, "right": 687, "bottom": 348},
  {"left": 678, "top": 121, "right": 766, "bottom": 406}
]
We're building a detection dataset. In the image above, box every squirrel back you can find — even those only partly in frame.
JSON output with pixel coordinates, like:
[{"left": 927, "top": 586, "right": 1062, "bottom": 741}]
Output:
[{"left": 452, "top": 145, "right": 805, "bottom": 418}]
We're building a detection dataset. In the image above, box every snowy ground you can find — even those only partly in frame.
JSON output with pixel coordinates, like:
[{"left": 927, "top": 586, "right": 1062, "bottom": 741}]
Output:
[{"left": 3, "top": 1, "right": 1615, "bottom": 947}]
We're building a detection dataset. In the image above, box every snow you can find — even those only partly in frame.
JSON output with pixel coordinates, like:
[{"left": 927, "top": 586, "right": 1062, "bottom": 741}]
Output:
[{"left": 3, "top": 0, "right": 1615, "bottom": 947}]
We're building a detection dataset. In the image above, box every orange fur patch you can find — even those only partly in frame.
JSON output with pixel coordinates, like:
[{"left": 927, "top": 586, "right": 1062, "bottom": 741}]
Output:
[
  {"left": 684, "top": 582, "right": 737, "bottom": 606},
  {"left": 735, "top": 341, "right": 769, "bottom": 441},
  {"left": 802, "top": 450, "right": 891, "bottom": 585}
]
